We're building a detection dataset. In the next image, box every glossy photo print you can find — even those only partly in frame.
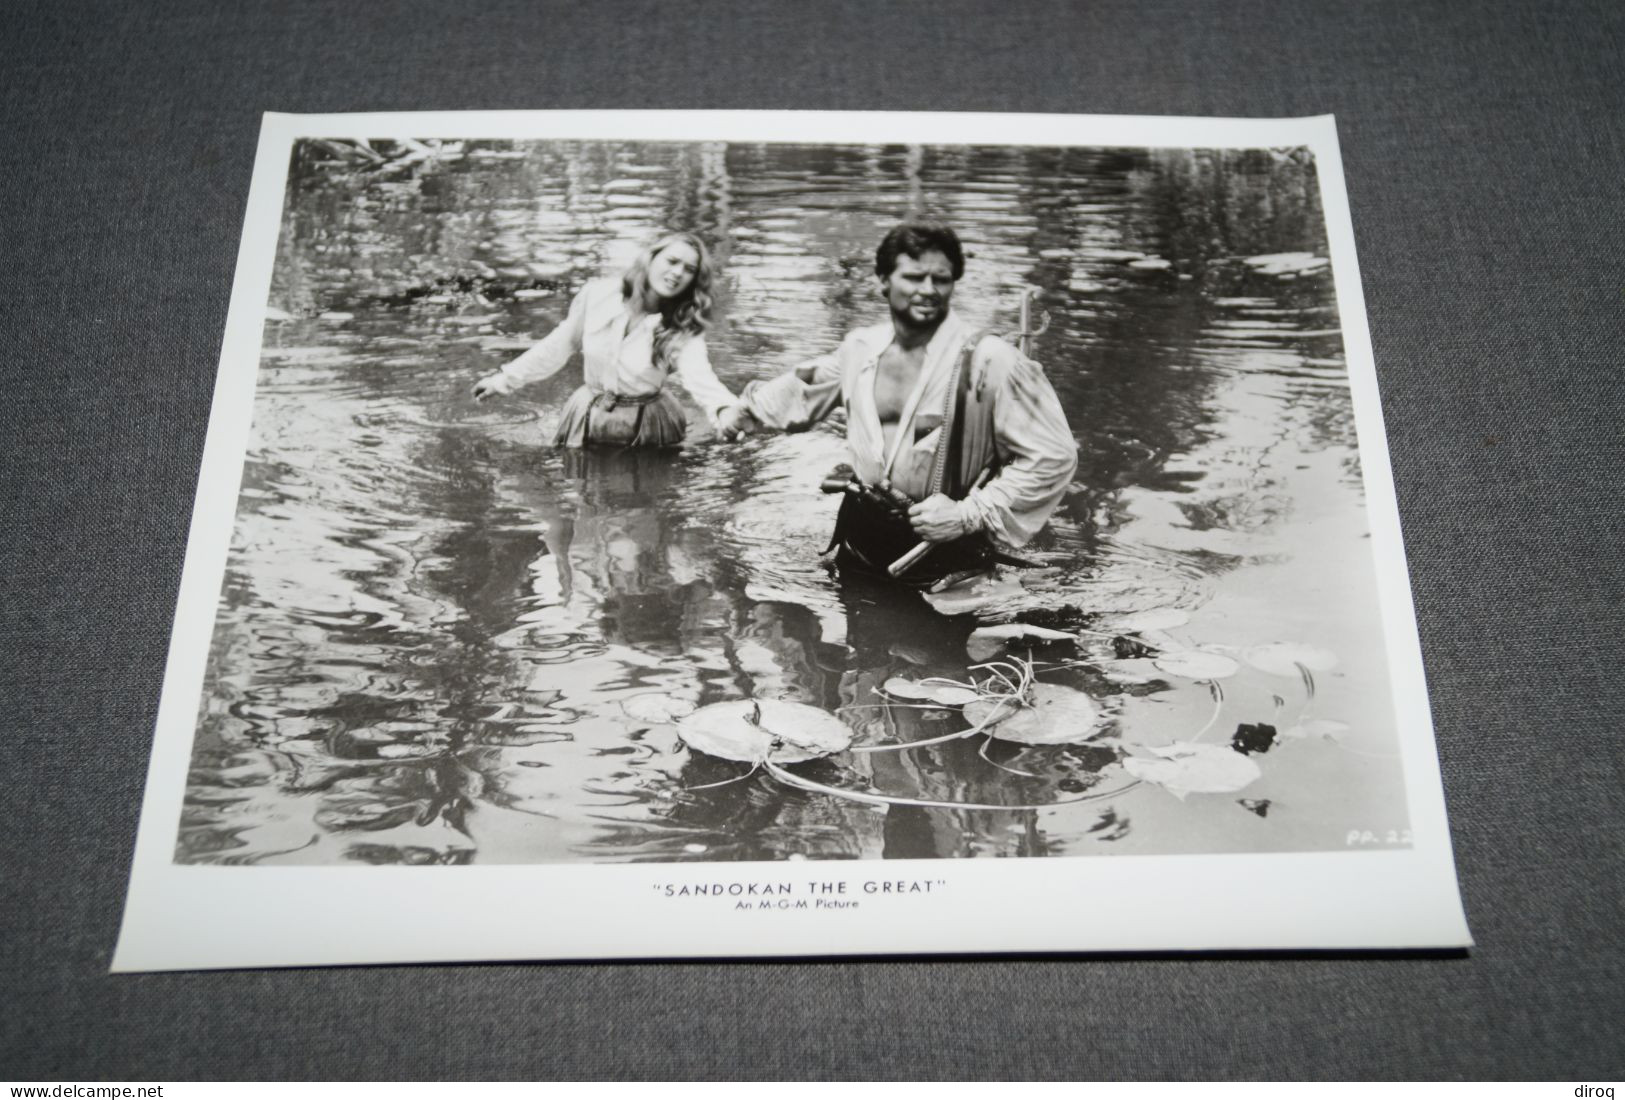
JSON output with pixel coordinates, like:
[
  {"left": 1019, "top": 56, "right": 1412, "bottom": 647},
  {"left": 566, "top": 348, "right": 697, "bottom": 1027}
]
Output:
[{"left": 114, "top": 111, "right": 1470, "bottom": 969}]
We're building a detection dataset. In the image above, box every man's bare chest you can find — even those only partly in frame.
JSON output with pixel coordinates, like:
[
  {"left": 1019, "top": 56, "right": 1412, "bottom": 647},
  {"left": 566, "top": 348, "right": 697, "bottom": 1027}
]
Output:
[{"left": 873, "top": 346, "right": 928, "bottom": 424}]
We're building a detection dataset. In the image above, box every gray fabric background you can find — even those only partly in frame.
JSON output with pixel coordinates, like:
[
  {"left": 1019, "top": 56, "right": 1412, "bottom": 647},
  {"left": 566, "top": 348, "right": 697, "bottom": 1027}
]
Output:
[{"left": 3, "top": 0, "right": 1621, "bottom": 1081}]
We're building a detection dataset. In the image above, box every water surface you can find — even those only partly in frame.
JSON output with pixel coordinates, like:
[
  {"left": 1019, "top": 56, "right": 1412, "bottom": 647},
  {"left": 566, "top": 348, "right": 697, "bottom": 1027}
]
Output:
[{"left": 180, "top": 139, "right": 1406, "bottom": 865}]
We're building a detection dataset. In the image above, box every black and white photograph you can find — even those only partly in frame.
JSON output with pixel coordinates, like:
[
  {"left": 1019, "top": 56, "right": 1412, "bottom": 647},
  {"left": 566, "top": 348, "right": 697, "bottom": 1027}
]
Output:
[
  {"left": 18, "top": 0, "right": 1625, "bottom": 1081},
  {"left": 114, "top": 110, "right": 1469, "bottom": 969}
]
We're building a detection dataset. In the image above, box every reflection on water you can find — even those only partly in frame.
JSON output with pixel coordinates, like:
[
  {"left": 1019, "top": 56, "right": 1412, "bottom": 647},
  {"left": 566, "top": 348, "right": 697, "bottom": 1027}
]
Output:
[{"left": 180, "top": 140, "right": 1406, "bottom": 865}]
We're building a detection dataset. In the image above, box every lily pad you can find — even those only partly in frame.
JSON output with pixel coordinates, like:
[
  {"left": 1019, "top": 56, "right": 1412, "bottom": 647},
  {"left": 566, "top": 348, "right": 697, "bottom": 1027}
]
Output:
[
  {"left": 675, "top": 699, "right": 853, "bottom": 764},
  {"left": 966, "top": 623, "right": 1076, "bottom": 663},
  {"left": 1245, "top": 643, "right": 1339, "bottom": 676},
  {"left": 1107, "top": 608, "right": 1190, "bottom": 633},
  {"left": 881, "top": 678, "right": 981, "bottom": 707},
  {"left": 1100, "top": 658, "right": 1162, "bottom": 685},
  {"left": 621, "top": 693, "right": 697, "bottom": 724},
  {"left": 1152, "top": 649, "right": 1240, "bottom": 681},
  {"left": 919, "top": 572, "right": 1026, "bottom": 616},
  {"left": 961, "top": 682, "right": 1101, "bottom": 745},
  {"left": 1123, "top": 742, "right": 1262, "bottom": 799}
]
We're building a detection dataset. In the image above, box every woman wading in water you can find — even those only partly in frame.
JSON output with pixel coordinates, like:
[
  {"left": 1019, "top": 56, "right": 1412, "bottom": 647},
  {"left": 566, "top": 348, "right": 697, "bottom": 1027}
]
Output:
[{"left": 473, "top": 232, "right": 747, "bottom": 446}]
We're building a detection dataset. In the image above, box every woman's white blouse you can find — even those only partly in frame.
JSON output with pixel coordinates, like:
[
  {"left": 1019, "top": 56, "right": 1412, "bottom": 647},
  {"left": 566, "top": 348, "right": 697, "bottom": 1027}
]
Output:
[{"left": 496, "top": 278, "right": 738, "bottom": 423}]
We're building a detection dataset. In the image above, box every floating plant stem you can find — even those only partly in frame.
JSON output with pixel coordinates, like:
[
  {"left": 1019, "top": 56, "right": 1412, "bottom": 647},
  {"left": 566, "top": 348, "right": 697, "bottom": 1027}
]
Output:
[
  {"left": 765, "top": 758, "right": 1142, "bottom": 812},
  {"left": 1072, "top": 627, "right": 1119, "bottom": 639},
  {"left": 681, "top": 761, "right": 763, "bottom": 791},
  {"left": 1188, "top": 680, "right": 1225, "bottom": 744},
  {"left": 849, "top": 728, "right": 976, "bottom": 754},
  {"left": 882, "top": 692, "right": 903, "bottom": 745},
  {"left": 858, "top": 652, "right": 1101, "bottom": 753},
  {"left": 851, "top": 693, "right": 1019, "bottom": 755},
  {"left": 978, "top": 735, "right": 1039, "bottom": 777},
  {"left": 1292, "top": 664, "right": 1319, "bottom": 731},
  {"left": 970, "top": 652, "right": 1039, "bottom": 700},
  {"left": 977, "top": 662, "right": 1021, "bottom": 696}
]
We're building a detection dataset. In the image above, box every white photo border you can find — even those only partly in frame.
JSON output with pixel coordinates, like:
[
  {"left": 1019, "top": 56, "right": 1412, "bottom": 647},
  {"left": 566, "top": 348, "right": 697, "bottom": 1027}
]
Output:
[{"left": 113, "top": 110, "right": 1471, "bottom": 971}]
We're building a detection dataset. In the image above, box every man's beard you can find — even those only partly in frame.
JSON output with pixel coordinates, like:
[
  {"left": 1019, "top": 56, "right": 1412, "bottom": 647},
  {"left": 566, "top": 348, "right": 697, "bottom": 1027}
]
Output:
[{"left": 892, "top": 298, "right": 946, "bottom": 335}]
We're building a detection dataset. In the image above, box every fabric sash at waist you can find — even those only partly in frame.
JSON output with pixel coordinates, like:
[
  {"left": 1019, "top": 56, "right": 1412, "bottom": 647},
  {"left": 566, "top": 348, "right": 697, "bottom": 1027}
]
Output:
[{"left": 588, "top": 388, "right": 663, "bottom": 409}]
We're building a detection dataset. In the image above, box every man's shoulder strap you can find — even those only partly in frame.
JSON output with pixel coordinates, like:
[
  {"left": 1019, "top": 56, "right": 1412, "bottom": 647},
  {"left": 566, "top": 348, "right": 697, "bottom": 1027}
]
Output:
[{"left": 927, "top": 327, "right": 991, "bottom": 499}]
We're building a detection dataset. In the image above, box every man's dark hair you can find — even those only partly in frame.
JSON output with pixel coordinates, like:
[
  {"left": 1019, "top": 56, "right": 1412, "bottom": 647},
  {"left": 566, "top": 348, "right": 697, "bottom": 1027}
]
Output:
[{"left": 875, "top": 222, "right": 966, "bottom": 281}]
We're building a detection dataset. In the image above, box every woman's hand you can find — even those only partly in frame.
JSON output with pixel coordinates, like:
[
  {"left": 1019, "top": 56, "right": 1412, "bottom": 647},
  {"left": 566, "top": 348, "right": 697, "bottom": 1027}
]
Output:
[
  {"left": 472, "top": 372, "right": 513, "bottom": 402},
  {"left": 716, "top": 404, "right": 756, "bottom": 441}
]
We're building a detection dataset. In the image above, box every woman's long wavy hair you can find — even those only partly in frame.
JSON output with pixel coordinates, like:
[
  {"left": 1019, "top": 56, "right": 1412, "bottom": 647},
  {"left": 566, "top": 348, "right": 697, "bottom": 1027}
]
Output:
[{"left": 620, "top": 232, "right": 715, "bottom": 373}]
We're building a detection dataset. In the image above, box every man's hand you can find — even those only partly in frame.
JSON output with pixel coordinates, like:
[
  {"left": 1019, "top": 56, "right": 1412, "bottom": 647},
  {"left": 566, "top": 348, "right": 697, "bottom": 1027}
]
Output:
[
  {"left": 716, "top": 404, "right": 755, "bottom": 441},
  {"left": 907, "top": 493, "right": 971, "bottom": 543},
  {"left": 472, "top": 372, "right": 512, "bottom": 402}
]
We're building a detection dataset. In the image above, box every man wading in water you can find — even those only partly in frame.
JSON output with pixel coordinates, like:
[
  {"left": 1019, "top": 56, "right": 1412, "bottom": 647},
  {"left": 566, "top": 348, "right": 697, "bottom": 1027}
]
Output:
[{"left": 719, "top": 222, "right": 1078, "bottom": 587}]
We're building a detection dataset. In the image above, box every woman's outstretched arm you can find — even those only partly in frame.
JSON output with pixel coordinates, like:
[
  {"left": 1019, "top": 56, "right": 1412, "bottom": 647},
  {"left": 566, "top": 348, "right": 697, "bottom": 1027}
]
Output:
[
  {"left": 672, "top": 335, "right": 742, "bottom": 427},
  {"left": 473, "top": 285, "right": 590, "bottom": 399}
]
